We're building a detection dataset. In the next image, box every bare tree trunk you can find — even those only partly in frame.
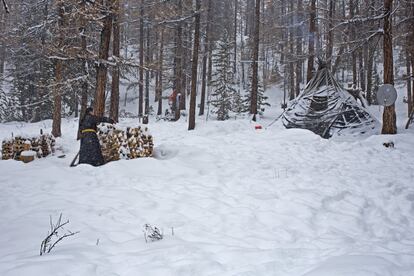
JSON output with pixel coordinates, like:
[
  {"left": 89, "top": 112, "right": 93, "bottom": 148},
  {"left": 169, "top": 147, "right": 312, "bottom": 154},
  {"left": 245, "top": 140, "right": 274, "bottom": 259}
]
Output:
[
  {"left": 233, "top": 0, "right": 238, "bottom": 74},
  {"left": 366, "top": 47, "right": 374, "bottom": 105},
  {"left": 157, "top": 28, "right": 164, "bottom": 116},
  {"left": 295, "top": 0, "right": 303, "bottom": 97},
  {"left": 0, "top": 10, "right": 6, "bottom": 78},
  {"left": 145, "top": 20, "right": 150, "bottom": 120},
  {"left": 110, "top": 0, "right": 120, "bottom": 122},
  {"left": 78, "top": 1, "right": 88, "bottom": 140},
  {"left": 250, "top": 0, "right": 260, "bottom": 120},
  {"left": 94, "top": 2, "right": 112, "bottom": 117},
  {"left": 288, "top": 0, "right": 295, "bottom": 100},
  {"left": 189, "top": 0, "right": 201, "bottom": 130},
  {"left": 52, "top": 59, "right": 63, "bottom": 137},
  {"left": 412, "top": 55, "right": 414, "bottom": 114},
  {"left": 174, "top": 0, "right": 183, "bottom": 121},
  {"left": 326, "top": 0, "right": 334, "bottom": 68},
  {"left": 407, "top": 50, "right": 412, "bottom": 117},
  {"left": 199, "top": 0, "right": 211, "bottom": 116},
  {"left": 381, "top": 0, "right": 396, "bottom": 134},
  {"left": 52, "top": 3, "right": 64, "bottom": 137},
  {"left": 138, "top": 0, "right": 144, "bottom": 117},
  {"left": 307, "top": 0, "right": 316, "bottom": 82},
  {"left": 180, "top": 26, "right": 190, "bottom": 112},
  {"left": 240, "top": 14, "right": 245, "bottom": 88},
  {"left": 350, "top": 0, "right": 357, "bottom": 86},
  {"left": 359, "top": 50, "right": 365, "bottom": 91}
]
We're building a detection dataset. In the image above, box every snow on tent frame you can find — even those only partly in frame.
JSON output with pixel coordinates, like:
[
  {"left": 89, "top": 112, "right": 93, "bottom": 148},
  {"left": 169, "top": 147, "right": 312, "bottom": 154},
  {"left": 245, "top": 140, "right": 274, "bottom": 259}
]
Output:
[{"left": 282, "top": 62, "right": 379, "bottom": 139}]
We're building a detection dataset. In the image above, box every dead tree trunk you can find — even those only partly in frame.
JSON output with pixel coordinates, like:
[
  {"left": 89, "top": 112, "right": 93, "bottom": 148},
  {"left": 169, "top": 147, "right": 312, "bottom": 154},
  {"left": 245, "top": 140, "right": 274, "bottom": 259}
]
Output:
[
  {"left": 52, "top": 3, "right": 64, "bottom": 138},
  {"left": 407, "top": 50, "right": 412, "bottom": 117},
  {"left": 199, "top": 0, "right": 212, "bottom": 116},
  {"left": 381, "top": 0, "right": 396, "bottom": 134},
  {"left": 144, "top": 20, "right": 150, "bottom": 120},
  {"left": 138, "top": 0, "right": 144, "bottom": 117},
  {"left": 326, "top": 0, "right": 334, "bottom": 68},
  {"left": 110, "top": 0, "right": 120, "bottom": 122},
  {"left": 174, "top": 0, "right": 183, "bottom": 121},
  {"left": 0, "top": 10, "right": 6, "bottom": 78},
  {"left": 295, "top": 0, "right": 303, "bottom": 97},
  {"left": 157, "top": 28, "right": 164, "bottom": 116},
  {"left": 306, "top": 0, "right": 316, "bottom": 82},
  {"left": 250, "top": 0, "right": 260, "bottom": 120},
  {"left": 233, "top": 0, "right": 238, "bottom": 74},
  {"left": 188, "top": 0, "right": 201, "bottom": 130},
  {"left": 78, "top": 1, "right": 89, "bottom": 140}
]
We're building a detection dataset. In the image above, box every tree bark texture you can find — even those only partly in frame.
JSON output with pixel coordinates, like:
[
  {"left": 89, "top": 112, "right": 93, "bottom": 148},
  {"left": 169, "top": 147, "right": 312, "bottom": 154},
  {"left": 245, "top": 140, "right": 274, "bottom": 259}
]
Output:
[
  {"left": 110, "top": 0, "right": 120, "bottom": 122},
  {"left": 188, "top": 0, "right": 201, "bottom": 130},
  {"left": 381, "top": 0, "right": 396, "bottom": 134},
  {"left": 306, "top": 0, "right": 316, "bottom": 83},
  {"left": 94, "top": 3, "right": 112, "bottom": 118},
  {"left": 250, "top": 0, "right": 260, "bottom": 119}
]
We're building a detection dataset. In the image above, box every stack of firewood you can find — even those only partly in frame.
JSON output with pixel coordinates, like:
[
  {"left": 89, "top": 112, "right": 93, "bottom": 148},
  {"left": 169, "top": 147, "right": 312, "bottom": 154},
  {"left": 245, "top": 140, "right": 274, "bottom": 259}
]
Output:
[
  {"left": 98, "top": 124, "right": 153, "bottom": 163},
  {"left": 1, "top": 133, "right": 56, "bottom": 160},
  {"left": 1, "top": 139, "right": 13, "bottom": 160}
]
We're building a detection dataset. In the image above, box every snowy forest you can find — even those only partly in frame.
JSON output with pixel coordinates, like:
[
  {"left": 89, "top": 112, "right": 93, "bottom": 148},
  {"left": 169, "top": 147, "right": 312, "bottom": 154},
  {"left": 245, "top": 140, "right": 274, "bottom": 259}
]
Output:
[
  {"left": 0, "top": 0, "right": 412, "bottom": 131},
  {"left": 1, "top": 1, "right": 414, "bottom": 275}
]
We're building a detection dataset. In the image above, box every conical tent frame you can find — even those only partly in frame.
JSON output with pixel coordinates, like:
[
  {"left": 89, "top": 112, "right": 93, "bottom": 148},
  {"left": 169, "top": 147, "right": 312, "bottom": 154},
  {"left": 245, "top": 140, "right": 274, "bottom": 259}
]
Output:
[{"left": 282, "top": 65, "right": 378, "bottom": 138}]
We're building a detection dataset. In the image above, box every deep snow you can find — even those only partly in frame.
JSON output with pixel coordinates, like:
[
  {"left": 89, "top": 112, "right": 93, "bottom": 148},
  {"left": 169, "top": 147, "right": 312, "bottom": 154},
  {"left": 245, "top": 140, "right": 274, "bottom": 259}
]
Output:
[{"left": 1, "top": 85, "right": 414, "bottom": 276}]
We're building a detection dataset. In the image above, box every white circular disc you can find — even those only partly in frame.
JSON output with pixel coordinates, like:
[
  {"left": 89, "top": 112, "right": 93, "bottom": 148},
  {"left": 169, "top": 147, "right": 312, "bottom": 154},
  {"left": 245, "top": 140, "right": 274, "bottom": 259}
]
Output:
[{"left": 377, "top": 84, "right": 397, "bottom": 106}]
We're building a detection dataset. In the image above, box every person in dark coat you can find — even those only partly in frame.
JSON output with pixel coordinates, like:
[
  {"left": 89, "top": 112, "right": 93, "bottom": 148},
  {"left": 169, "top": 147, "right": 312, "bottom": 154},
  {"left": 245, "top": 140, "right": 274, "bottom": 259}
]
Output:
[{"left": 79, "top": 107, "right": 114, "bottom": 166}]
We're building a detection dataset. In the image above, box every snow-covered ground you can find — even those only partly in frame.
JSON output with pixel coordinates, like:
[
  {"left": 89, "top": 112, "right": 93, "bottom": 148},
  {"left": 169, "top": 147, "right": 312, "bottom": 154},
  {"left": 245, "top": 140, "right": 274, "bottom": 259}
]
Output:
[{"left": 1, "top": 85, "right": 414, "bottom": 276}]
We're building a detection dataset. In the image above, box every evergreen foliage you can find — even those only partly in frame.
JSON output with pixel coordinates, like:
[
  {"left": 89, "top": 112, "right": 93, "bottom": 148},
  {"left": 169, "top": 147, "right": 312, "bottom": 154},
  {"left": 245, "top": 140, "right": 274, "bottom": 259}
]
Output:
[
  {"left": 241, "top": 67, "right": 270, "bottom": 115},
  {"left": 210, "top": 32, "right": 238, "bottom": 121}
]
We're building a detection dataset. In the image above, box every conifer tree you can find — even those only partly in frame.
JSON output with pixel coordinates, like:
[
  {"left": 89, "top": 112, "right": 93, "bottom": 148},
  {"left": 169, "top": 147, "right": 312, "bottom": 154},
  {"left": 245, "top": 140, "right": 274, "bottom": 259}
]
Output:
[
  {"left": 242, "top": 67, "right": 269, "bottom": 115},
  {"left": 210, "top": 32, "right": 237, "bottom": 121}
]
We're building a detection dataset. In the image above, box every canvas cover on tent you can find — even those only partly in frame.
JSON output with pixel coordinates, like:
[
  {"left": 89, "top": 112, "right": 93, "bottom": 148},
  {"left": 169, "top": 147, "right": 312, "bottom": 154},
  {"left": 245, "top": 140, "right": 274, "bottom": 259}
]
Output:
[{"left": 282, "top": 64, "right": 379, "bottom": 138}]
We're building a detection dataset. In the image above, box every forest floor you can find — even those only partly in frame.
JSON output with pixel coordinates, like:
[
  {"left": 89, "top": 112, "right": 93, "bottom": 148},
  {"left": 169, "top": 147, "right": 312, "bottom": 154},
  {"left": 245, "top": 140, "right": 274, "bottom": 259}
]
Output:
[{"left": 0, "top": 85, "right": 414, "bottom": 276}]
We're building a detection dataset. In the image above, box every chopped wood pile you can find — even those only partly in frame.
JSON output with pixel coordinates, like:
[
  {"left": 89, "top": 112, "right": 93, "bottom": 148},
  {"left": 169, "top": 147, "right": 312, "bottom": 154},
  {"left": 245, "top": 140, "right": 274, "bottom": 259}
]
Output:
[
  {"left": 97, "top": 124, "right": 153, "bottom": 163},
  {"left": 1, "top": 133, "right": 56, "bottom": 161}
]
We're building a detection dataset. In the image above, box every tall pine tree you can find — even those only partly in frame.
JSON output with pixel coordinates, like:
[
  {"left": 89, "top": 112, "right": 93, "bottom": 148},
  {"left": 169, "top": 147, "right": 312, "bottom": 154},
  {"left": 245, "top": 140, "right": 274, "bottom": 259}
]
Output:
[{"left": 210, "top": 32, "right": 237, "bottom": 121}]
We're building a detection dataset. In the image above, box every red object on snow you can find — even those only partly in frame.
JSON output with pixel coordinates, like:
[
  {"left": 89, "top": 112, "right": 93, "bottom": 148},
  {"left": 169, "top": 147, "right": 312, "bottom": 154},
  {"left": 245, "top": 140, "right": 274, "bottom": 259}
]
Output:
[{"left": 255, "top": 125, "right": 262, "bottom": 130}]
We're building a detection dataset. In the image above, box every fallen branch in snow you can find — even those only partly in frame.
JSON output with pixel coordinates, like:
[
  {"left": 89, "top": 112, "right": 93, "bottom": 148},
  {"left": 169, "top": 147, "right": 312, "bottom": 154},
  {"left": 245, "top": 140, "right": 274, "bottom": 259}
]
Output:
[{"left": 40, "top": 213, "right": 79, "bottom": 256}]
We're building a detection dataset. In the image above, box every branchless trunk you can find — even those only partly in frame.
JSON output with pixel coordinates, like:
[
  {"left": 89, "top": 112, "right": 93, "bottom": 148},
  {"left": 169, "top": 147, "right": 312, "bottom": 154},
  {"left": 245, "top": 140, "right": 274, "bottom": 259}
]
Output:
[
  {"left": 250, "top": 0, "right": 260, "bottom": 120},
  {"left": 78, "top": 0, "right": 88, "bottom": 140},
  {"left": 174, "top": 0, "right": 183, "bottom": 121},
  {"left": 295, "top": 0, "right": 303, "bottom": 97},
  {"left": 199, "top": 0, "right": 212, "bottom": 116},
  {"left": 409, "top": 2, "right": 414, "bottom": 116},
  {"left": 52, "top": 2, "right": 64, "bottom": 137},
  {"left": 180, "top": 26, "right": 189, "bottom": 112},
  {"left": 145, "top": 19, "right": 150, "bottom": 119},
  {"left": 288, "top": 1, "right": 295, "bottom": 100},
  {"left": 306, "top": 0, "right": 316, "bottom": 82},
  {"left": 94, "top": 1, "right": 112, "bottom": 117},
  {"left": 350, "top": 0, "right": 357, "bottom": 86},
  {"left": 138, "top": 0, "right": 144, "bottom": 117},
  {"left": 366, "top": 47, "right": 374, "bottom": 105},
  {"left": 407, "top": 50, "right": 412, "bottom": 117},
  {"left": 110, "top": 0, "right": 120, "bottom": 122},
  {"left": 0, "top": 9, "right": 6, "bottom": 78},
  {"left": 233, "top": 0, "right": 238, "bottom": 74},
  {"left": 157, "top": 28, "right": 164, "bottom": 116},
  {"left": 326, "top": 0, "right": 334, "bottom": 68},
  {"left": 381, "top": 0, "right": 396, "bottom": 134},
  {"left": 188, "top": 0, "right": 201, "bottom": 130}
]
